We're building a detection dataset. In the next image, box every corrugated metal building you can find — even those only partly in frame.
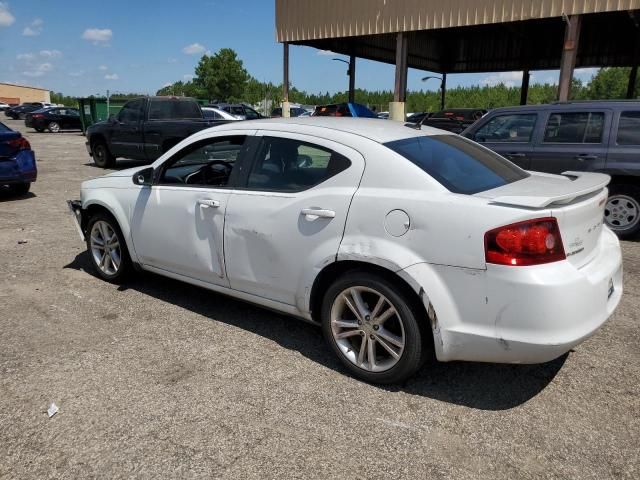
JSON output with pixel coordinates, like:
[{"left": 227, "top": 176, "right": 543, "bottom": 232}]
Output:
[
  {"left": 275, "top": 0, "right": 640, "bottom": 119},
  {"left": 0, "top": 82, "right": 51, "bottom": 105}
]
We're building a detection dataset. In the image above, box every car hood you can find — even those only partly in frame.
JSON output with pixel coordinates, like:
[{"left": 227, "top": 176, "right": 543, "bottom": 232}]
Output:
[
  {"left": 102, "top": 166, "right": 146, "bottom": 178},
  {"left": 81, "top": 166, "right": 146, "bottom": 189}
]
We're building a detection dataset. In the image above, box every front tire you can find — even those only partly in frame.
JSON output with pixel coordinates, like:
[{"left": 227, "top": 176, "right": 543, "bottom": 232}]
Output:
[
  {"left": 605, "top": 184, "right": 640, "bottom": 239},
  {"left": 86, "top": 213, "right": 132, "bottom": 283},
  {"left": 321, "top": 271, "right": 427, "bottom": 384},
  {"left": 92, "top": 142, "right": 115, "bottom": 168},
  {"left": 9, "top": 183, "right": 30, "bottom": 195}
]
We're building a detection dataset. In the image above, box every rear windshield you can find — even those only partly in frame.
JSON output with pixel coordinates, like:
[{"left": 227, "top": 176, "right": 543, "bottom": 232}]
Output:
[
  {"left": 148, "top": 99, "right": 202, "bottom": 120},
  {"left": 385, "top": 134, "right": 529, "bottom": 194}
]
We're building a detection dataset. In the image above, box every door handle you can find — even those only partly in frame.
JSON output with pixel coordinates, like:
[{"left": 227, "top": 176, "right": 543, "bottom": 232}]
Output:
[
  {"left": 198, "top": 199, "right": 220, "bottom": 208},
  {"left": 506, "top": 152, "right": 526, "bottom": 158},
  {"left": 301, "top": 208, "right": 336, "bottom": 219},
  {"left": 575, "top": 154, "right": 598, "bottom": 161}
]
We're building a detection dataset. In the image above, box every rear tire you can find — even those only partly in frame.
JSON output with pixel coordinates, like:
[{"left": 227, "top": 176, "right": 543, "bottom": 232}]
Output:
[
  {"left": 86, "top": 213, "right": 132, "bottom": 283},
  {"left": 48, "top": 122, "right": 60, "bottom": 133},
  {"left": 18, "top": 113, "right": 25, "bottom": 120},
  {"left": 10, "top": 183, "right": 30, "bottom": 195},
  {"left": 321, "top": 271, "right": 428, "bottom": 384},
  {"left": 605, "top": 184, "right": 640, "bottom": 239},
  {"left": 92, "top": 142, "right": 116, "bottom": 168}
]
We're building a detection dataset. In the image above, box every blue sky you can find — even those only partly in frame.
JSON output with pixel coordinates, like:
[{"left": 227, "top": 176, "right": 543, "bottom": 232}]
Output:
[{"left": 0, "top": 0, "right": 598, "bottom": 97}]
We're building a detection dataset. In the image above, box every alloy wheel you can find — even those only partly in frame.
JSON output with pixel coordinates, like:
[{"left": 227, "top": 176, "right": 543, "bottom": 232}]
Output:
[
  {"left": 90, "top": 221, "right": 121, "bottom": 276},
  {"left": 605, "top": 194, "right": 640, "bottom": 231},
  {"left": 49, "top": 122, "right": 60, "bottom": 133},
  {"left": 330, "top": 286, "right": 406, "bottom": 372}
]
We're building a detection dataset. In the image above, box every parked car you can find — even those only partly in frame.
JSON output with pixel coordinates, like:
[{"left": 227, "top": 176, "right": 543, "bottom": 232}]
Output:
[
  {"left": 463, "top": 101, "right": 640, "bottom": 238},
  {"left": 85, "top": 96, "right": 228, "bottom": 168},
  {"left": 208, "top": 103, "right": 262, "bottom": 120},
  {"left": 68, "top": 117, "right": 622, "bottom": 384},
  {"left": 271, "top": 106, "right": 308, "bottom": 118},
  {"left": 0, "top": 102, "right": 11, "bottom": 112},
  {"left": 377, "top": 111, "right": 390, "bottom": 119},
  {"left": 298, "top": 110, "right": 313, "bottom": 117},
  {"left": 4, "top": 103, "right": 43, "bottom": 120},
  {"left": 25, "top": 107, "right": 82, "bottom": 132},
  {"left": 420, "top": 108, "right": 487, "bottom": 133},
  {"left": 0, "top": 121, "right": 37, "bottom": 195},
  {"left": 202, "top": 107, "right": 243, "bottom": 121},
  {"left": 313, "top": 102, "right": 378, "bottom": 118}
]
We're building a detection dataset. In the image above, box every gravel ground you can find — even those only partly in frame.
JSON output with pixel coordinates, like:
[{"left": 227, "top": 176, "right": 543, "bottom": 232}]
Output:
[{"left": 0, "top": 119, "right": 638, "bottom": 479}]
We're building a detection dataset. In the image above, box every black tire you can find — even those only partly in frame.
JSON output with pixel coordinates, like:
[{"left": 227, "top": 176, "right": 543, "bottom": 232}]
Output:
[
  {"left": 321, "top": 271, "right": 429, "bottom": 384},
  {"left": 48, "top": 122, "right": 60, "bottom": 133},
  {"left": 92, "top": 142, "right": 116, "bottom": 168},
  {"left": 35, "top": 127, "right": 45, "bottom": 133},
  {"left": 18, "top": 113, "right": 25, "bottom": 120},
  {"left": 9, "top": 183, "right": 30, "bottom": 195},
  {"left": 85, "top": 213, "right": 132, "bottom": 283},
  {"left": 605, "top": 184, "right": 640, "bottom": 239}
]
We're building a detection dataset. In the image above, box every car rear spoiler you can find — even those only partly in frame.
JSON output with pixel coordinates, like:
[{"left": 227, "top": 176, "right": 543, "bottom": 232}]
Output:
[{"left": 487, "top": 171, "right": 610, "bottom": 209}]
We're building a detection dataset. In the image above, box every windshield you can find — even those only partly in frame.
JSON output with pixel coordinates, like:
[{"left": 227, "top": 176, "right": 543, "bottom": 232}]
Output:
[{"left": 385, "top": 134, "right": 529, "bottom": 194}]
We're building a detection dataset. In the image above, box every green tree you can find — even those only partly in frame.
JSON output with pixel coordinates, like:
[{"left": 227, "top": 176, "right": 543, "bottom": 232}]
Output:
[
  {"left": 587, "top": 67, "right": 636, "bottom": 99},
  {"left": 194, "top": 48, "right": 249, "bottom": 102}
]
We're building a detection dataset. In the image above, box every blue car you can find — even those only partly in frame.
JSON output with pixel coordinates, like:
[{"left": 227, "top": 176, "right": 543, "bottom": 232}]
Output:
[
  {"left": 0, "top": 121, "right": 37, "bottom": 195},
  {"left": 313, "top": 102, "right": 378, "bottom": 118}
]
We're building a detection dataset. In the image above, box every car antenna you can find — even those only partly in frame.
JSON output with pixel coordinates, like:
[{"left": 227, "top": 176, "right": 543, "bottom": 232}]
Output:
[{"left": 405, "top": 112, "right": 429, "bottom": 130}]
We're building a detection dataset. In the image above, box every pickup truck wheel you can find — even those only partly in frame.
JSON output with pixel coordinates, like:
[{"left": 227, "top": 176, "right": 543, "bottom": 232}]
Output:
[
  {"left": 86, "top": 214, "right": 131, "bottom": 283},
  {"left": 92, "top": 142, "right": 115, "bottom": 168},
  {"left": 321, "top": 272, "right": 428, "bottom": 384},
  {"left": 605, "top": 184, "right": 640, "bottom": 238}
]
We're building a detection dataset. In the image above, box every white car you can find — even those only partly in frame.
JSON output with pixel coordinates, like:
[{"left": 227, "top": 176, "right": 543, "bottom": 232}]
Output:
[
  {"left": 201, "top": 107, "right": 243, "bottom": 121},
  {"left": 68, "top": 118, "right": 623, "bottom": 384}
]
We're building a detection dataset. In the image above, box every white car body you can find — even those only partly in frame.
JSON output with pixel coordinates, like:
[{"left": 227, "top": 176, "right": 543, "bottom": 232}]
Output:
[{"left": 74, "top": 118, "right": 623, "bottom": 367}]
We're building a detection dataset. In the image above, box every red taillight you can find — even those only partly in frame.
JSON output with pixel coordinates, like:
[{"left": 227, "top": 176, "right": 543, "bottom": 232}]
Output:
[
  {"left": 7, "top": 137, "right": 31, "bottom": 151},
  {"left": 32, "top": 113, "right": 44, "bottom": 118},
  {"left": 484, "top": 217, "right": 565, "bottom": 266}
]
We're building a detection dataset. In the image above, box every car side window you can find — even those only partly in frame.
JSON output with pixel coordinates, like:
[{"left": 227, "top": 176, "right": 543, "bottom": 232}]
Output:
[
  {"left": 118, "top": 100, "right": 144, "bottom": 123},
  {"left": 246, "top": 137, "right": 351, "bottom": 192},
  {"left": 159, "top": 135, "right": 247, "bottom": 187},
  {"left": 473, "top": 114, "right": 537, "bottom": 143},
  {"left": 244, "top": 107, "right": 260, "bottom": 119},
  {"left": 543, "top": 112, "right": 604, "bottom": 143},
  {"left": 616, "top": 111, "right": 640, "bottom": 145}
]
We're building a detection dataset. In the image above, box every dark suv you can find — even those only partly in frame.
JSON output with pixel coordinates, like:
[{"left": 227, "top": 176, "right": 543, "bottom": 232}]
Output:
[{"left": 463, "top": 101, "right": 640, "bottom": 238}]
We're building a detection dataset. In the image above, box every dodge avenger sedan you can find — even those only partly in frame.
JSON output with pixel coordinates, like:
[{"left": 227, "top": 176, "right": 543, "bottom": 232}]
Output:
[{"left": 68, "top": 118, "right": 623, "bottom": 384}]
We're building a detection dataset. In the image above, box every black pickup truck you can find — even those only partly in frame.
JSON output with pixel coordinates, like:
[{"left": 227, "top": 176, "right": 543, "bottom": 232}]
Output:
[{"left": 85, "top": 96, "right": 228, "bottom": 168}]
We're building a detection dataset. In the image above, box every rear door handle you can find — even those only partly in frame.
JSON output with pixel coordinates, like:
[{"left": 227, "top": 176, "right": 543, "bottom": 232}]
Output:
[
  {"left": 198, "top": 199, "right": 220, "bottom": 208},
  {"left": 575, "top": 154, "right": 598, "bottom": 161},
  {"left": 506, "top": 152, "right": 526, "bottom": 158},
  {"left": 301, "top": 208, "right": 336, "bottom": 219}
]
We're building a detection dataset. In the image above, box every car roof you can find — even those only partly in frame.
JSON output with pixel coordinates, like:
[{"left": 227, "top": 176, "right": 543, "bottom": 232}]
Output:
[
  {"left": 206, "top": 117, "right": 450, "bottom": 144},
  {"left": 487, "top": 100, "right": 640, "bottom": 113}
]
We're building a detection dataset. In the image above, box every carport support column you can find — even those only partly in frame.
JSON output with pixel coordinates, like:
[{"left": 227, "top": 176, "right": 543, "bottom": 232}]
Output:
[
  {"left": 390, "top": 32, "right": 408, "bottom": 121},
  {"left": 348, "top": 55, "right": 356, "bottom": 103},
  {"left": 628, "top": 65, "right": 638, "bottom": 99},
  {"left": 557, "top": 15, "right": 582, "bottom": 102},
  {"left": 440, "top": 73, "right": 447, "bottom": 111},
  {"left": 282, "top": 42, "right": 291, "bottom": 117},
  {"left": 520, "top": 70, "right": 530, "bottom": 105}
]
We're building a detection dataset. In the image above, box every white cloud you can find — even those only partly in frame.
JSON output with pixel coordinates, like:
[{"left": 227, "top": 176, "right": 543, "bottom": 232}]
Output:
[
  {"left": 104, "top": 73, "right": 119, "bottom": 80},
  {"left": 17, "top": 52, "right": 35, "bottom": 61},
  {"left": 183, "top": 74, "right": 194, "bottom": 81},
  {"left": 317, "top": 50, "right": 335, "bottom": 56},
  {"left": 82, "top": 28, "right": 112, "bottom": 45},
  {"left": 480, "top": 71, "right": 523, "bottom": 88},
  {"left": 98, "top": 65, "right": 108, "bottom": 71},
  {"left": 22, "top": 18, "right": 43, "bottom": 36},
  {"left": 39, "top": 49, "right": 62, "bottom": 58},
  {"left": 69, "top": 71, "right": 84, "bottom": 77},
  {"left": 182, "top": 43, "right": 206, "bottom": 55},
  {"left": 23, "top": 62, "right": 52, "bottom": 77},
  {"left": 0, "top": 2, "right": 15, "bottom": 27}
]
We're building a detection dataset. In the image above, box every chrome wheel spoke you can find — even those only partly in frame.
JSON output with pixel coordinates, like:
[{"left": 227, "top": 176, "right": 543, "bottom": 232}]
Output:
[
  {"left": 367, "top": 337, "right": 376, "bottom": 369},
  {"left": 375, "top": 334, "right": 401, "bottom": 359},
  {"left": 335, "top": 329, "right": 361, "bottom": 339},
  {"left": 375, "top": 306, "right": 396, "bottom": 325},
  {"left": 350, "top": 288, "right": 370, "bottom": 318},
  {"left": 343, "top": 294, "right": 364, "bottom": 321},
  {"left": 333, "top": 319, "right": 359, "bottom": 329},
  {"left": 357, "top": 335, "right": 367, "bottom": 365},
  {"left": 370, "top": 296, "right": 386, "bottom": 319},
  {"left": 376, "top": 327, "right": 403, "bottom": 348}
]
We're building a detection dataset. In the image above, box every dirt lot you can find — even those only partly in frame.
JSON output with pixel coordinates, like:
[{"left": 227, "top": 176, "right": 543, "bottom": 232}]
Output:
[{"left": 0, "top": 119, "right": 638, "bottom": 479}]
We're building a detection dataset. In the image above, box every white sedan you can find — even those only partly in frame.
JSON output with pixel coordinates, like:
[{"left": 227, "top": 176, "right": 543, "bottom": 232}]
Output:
[{"left": 68, "top": 118, "right": 623, "bottom": 384}]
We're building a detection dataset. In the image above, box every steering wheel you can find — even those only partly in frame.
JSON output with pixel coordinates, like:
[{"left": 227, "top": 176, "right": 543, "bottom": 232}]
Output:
[{"left": 185, "top": 160, "right": 232, "bottom": 185}]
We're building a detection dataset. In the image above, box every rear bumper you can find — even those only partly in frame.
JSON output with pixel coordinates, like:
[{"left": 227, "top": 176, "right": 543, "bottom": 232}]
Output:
[
  {"left": 404, "top": 227, "right": 623, "bottom": 364},
  {"left": 0, "top": 150, "right": 37, "bottom": 185}
]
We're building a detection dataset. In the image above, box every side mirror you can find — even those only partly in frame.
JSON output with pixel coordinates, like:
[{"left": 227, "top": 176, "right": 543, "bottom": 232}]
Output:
[{"left": 132, "top": 167, "right": 154, "bottom": 186}]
